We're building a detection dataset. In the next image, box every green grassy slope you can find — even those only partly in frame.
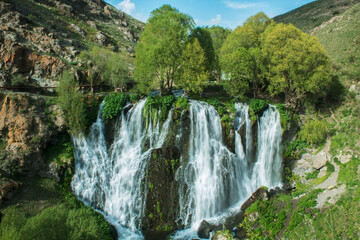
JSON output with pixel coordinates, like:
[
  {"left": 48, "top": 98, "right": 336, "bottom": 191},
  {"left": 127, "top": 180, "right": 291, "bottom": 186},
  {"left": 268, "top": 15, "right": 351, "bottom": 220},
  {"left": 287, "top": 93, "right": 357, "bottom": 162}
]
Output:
[
  {"left": 314, "top": 3, "right": 360, "bottom": 84},
  {"left": 274, "top": 0, "right": 360, "bottom": 33}
]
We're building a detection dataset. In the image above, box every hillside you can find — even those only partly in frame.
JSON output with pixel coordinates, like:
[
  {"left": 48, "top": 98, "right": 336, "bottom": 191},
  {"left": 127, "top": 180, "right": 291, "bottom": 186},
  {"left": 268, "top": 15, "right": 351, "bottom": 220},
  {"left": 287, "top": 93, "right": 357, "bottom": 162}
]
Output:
[
  {"left": 0, "top": 0, "right": 144, "bottom": 88},
  {"left": 274, "top": 0, "right": 360, "bottom": 33}
]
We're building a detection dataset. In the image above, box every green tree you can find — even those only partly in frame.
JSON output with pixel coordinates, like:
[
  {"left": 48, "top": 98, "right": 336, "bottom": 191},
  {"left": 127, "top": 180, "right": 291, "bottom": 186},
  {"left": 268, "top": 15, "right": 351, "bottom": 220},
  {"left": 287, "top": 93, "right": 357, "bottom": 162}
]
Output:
[
  {"left": 134, "top": 4, "right": 194, "bottom": 96},
  {"left": 189, "top": 27, "right": 215, "bottom": 78},
  {"left": 263, "top": 23, "right": 331, "bottom": 108},
  {"left": 80, "top": 47, "right": 130, "bottom": 93},
  {"left": 103, "top": 53, "right": 130, "bottom": 92},
  {"left": 56, "top": 70, "right": 87, "bottom": 136},
  {"left": 220, "top": 12, "right": 272, "bottom": 97},
  {"left": 178, "top": 38, "right": 209, "bottom": 94},
  {"left": 221, "top": 47, "right": 255, "bottom": 98},
  {"left": 79, "top": 46, "right": 107, "bottom": 94},
  {"left": 206, "top": 26, "right": 231, "bottom": 82}
]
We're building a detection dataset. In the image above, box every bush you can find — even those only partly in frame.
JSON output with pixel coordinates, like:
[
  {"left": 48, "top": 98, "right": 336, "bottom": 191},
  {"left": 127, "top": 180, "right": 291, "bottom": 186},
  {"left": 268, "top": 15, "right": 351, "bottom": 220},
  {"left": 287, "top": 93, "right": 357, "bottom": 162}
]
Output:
[
  {"left": 57, "top": 71, "right": 88, "bottom": 136},
  {"left": 102, "top": 92, "right": 128, "bottom": 121},
  {"left": 299, "top": 117, "right": 327, "bottom": 145},
  {"left": 276, "top": 103, "right": 293, "bottom": 130},
  {"left": 174, "top": 97, "right": 189, "bottom": 110},
  {"left": 249, "top": 99, "right": 267, "bottom": 115},
  {"left": 0, "top": 204, "right": 113, "bottom": 240},
  {"left": 129, "top": 93, "right": 140, "bottom": 103},
  {"left": 11, "top": 74, "right": 28, "bottom": 87}
]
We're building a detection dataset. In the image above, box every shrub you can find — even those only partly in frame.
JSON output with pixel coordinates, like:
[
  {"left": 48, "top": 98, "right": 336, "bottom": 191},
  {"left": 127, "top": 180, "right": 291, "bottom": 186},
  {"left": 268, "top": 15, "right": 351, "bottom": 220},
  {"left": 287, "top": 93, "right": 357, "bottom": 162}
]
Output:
[
  {"left": 1, "top": 204, "right": 113, "bottom": 240},
  {"left": 174, "top": 97, "right": 189, "bottom": 110},
  {"left": 249, "top": 99, "right": 267, "bottom": 115},
  {"left": 102, "top": 92, "right": 128, "bottom": 121},
  {"left": 56, "top": 70, "right": 88, "bottom": 136},
  {"left": 299, "top": 117, "right": 327, "bottom": 145},
  {"left": 11, "top": 74, "right": 28, "bottom": 87},
  {"left": 129, "top": 93, "right": 140, "bottom": 103}
]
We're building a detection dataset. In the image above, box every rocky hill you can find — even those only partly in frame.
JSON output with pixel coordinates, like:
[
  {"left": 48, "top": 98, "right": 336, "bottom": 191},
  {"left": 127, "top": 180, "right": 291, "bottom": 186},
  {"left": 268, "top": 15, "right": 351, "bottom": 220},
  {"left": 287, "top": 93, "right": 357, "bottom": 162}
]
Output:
[{"left": 0, "top": 0, "right": 144, "bottom": 88}]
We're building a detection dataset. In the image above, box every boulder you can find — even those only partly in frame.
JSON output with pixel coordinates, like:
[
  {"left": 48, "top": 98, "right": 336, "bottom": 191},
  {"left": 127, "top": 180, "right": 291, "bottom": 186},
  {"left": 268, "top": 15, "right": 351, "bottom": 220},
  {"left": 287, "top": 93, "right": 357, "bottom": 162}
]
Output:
[
  {"left": 197, "top": 220, "right": 214, "bottom": 239},
  {"left": 240, "top": 187, "right": 268, "bottom": 212}
]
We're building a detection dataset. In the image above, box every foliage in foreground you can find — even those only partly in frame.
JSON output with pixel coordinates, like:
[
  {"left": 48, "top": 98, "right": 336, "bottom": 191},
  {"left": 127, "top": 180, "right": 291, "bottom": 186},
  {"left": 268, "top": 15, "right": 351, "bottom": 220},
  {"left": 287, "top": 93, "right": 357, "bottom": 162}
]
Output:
[{"left": 0, "top": 204, "right": 113, "bottom": 240}]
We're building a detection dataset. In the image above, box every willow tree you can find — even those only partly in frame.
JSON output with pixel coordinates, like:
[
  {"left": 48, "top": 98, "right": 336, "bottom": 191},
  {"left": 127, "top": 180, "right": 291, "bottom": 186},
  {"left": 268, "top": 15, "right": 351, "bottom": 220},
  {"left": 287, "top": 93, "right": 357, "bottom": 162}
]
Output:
[
  {"left": 263, "top": 23, "right": 331, "bottom": 108},
  {"left": 178, "top": 38, "right": 208, "bottom": 94},
  {"left": 134, "top": 5, "right": 194, "bottom": 96}
]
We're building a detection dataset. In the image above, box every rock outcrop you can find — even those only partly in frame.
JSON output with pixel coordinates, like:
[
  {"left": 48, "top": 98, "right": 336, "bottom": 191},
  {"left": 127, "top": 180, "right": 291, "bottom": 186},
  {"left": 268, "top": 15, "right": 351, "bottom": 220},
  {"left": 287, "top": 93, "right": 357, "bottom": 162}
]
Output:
[
  {"left": 0, "top": 93, "right": 65, "bottom": 175},
  {"left": 0, "top": 0, "right": 144, "bottom": 87}
]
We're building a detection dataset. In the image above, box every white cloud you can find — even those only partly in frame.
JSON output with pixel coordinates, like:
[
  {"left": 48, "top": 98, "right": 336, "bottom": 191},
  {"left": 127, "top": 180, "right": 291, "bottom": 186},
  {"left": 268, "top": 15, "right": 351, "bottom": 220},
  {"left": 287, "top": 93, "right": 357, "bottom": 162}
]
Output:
[
  {"left": 116, "top": 0, "right": 135, "bottom": 15},
  {"left": 209, "top": 14, "right": 222, "bottom": 25},
  {"left": 224, "top": 1, "right": 260, "bottom": 9}
]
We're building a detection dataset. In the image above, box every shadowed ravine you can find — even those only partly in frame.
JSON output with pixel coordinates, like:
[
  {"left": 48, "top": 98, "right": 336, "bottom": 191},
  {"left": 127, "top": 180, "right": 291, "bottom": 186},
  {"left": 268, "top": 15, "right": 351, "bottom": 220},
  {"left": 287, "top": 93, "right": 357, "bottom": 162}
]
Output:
[{"left": 71, "top": 98, "right": 283, "bottom": 239}]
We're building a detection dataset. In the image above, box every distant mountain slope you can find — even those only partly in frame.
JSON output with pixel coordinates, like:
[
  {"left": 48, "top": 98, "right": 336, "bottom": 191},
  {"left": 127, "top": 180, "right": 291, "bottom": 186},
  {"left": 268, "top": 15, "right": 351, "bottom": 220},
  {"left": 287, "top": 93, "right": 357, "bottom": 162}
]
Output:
[
  {"left": 274, "top": 0, "right": 360, "bottom": 33},
  {"left": 314, "top": 3, "right": 360, "bottom": 84},
  {"left": 0, "top": 0, "right": 144, "bottom": 87}
]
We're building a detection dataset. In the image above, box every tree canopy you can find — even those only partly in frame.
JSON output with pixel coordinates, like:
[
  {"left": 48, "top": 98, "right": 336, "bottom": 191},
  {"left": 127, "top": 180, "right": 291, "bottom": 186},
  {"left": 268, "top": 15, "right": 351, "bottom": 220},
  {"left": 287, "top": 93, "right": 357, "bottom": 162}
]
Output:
[
  {"left": 134, "top": 4, "right": 194, "bottom": 96},
  {"left": 263, "top": 23, "right": 331, "bottom": 108},
  {"left": 178, "top": 38, "right": 209, "bottom": 94}
]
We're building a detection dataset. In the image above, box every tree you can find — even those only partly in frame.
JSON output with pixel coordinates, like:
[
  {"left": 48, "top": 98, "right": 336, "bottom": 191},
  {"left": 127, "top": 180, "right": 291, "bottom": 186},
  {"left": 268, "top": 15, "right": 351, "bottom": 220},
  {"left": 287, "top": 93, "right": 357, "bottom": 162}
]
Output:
[
  {"left": 178, "top": 38, "right": 208, "bottom": 94},
  {"left": 79, "top": 47, "right": 107, "bottom": 94},
  {"left": 189, "top": 27, "right": 215, "bottom": 78},
  {"left": 206, "top": 26, "right": 231, "bottom": 82},
  {"left": 263, "top": 23, "right": 331, "bottom": 108},
  {"left": 134, "top": 4, "right": 194, "bottom": 96},
  {"left": 103, "top": 53, "right": 130, "bottom": 92},
  {"left": 220, "top": 12, "right": 272, "bottom": 97},
  {"left": 56, "top": 70, "right": 87, "bottom": 136},
  {"left": 80, "top": 47, "right": 130, "bottom": 93},
  {"left": 220, "top": 47, "right": 255, "bottom": 98}
]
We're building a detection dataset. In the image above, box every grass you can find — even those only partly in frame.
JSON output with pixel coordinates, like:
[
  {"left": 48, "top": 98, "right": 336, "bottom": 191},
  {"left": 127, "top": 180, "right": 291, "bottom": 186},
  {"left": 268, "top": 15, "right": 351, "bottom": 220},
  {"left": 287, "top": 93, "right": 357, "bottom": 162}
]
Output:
[
  {"left": 314, "top": 3, "right": 360, "bottom": 84},
  {"left": 274, "top": 0, "right": 360, "bottom": 33}
]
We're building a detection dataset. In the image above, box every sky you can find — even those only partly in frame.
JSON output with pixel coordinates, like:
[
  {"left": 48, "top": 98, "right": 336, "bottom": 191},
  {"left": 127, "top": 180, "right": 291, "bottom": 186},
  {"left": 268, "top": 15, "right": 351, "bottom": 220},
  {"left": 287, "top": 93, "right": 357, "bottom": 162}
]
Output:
[{"left": 105, "top": 0, "right": 315, "bottom": 29}]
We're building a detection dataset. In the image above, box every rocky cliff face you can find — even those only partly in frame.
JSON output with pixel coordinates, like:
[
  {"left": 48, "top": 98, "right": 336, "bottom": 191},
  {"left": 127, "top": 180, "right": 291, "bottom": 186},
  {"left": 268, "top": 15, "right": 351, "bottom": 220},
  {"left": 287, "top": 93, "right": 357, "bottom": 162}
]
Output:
[
  {"left": 0, "top": 93, "right": 65, "bottom": 175},
  {"left": 0, "top": 0, "right": 144, "bottom": 87}
]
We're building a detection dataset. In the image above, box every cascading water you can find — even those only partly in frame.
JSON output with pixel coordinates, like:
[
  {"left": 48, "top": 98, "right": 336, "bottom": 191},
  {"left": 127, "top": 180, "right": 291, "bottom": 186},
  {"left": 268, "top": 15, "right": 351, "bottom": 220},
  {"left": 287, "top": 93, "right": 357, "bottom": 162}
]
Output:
[
  {"left": 251, "top": 105, "right": 283, "bottom": 189},
  {"left": 72, "top": 98, "right": 283, "bottom": 239},
  {"left": 72, "top": 99, "right": 173, "bottom": 239},
  {"left": 177, "top": 101, "right": 252, "bottom": 231}
]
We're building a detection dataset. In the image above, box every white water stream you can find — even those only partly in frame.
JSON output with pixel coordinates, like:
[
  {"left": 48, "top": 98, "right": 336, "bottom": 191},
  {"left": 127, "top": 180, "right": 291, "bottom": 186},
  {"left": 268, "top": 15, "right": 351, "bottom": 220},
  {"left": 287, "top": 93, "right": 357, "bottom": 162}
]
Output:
[{"left": 72, "top": 99, "right": 283, "bottom": 239}]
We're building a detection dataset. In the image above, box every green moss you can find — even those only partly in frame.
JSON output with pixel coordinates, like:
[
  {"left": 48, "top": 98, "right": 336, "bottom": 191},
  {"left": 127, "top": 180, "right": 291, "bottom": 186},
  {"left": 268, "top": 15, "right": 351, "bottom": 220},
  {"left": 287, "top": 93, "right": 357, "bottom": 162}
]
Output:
[
  {"left": 148, "top": 213, "right": 154, "bottom": 219},
  {"left": 149, "top": 181, "right": 154, "bottom": 191},
  {"left": 156, "top": 201, "right": 161, "bottom": 213}
]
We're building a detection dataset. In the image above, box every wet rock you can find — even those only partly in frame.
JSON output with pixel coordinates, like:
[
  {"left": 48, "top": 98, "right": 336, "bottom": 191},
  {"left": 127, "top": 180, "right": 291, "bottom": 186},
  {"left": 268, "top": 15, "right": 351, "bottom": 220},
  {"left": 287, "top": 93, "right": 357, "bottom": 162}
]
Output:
[
  {"left": 142, "top": 146, "right": 181, "bottom": 232},
  {"left": 241, "top": 187, "right": 268, "bottom": 212},
  {"left": 197, "top": 220, "right": 214, "bottom": 238}
]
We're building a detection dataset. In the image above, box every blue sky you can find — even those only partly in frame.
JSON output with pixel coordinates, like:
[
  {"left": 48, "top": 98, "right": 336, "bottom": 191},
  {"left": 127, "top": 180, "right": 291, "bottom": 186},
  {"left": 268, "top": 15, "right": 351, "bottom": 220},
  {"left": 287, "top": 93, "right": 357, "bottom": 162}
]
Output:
[{"left": 105, "top": 0, "right": 315, "bottom": 29}]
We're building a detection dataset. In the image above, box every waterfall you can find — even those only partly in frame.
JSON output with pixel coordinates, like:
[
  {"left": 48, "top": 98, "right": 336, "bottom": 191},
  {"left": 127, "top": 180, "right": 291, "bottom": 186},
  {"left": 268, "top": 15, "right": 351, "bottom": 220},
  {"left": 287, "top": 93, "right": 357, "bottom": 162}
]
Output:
[
  {"left": 72, "top": 98, "right": 283, "bottom": 239},
  {"left": 251, "top": 105, "right": 283, "bottom": 188},
  {"left": 71, "top": 99, "right": 173, "bottom": 239}
]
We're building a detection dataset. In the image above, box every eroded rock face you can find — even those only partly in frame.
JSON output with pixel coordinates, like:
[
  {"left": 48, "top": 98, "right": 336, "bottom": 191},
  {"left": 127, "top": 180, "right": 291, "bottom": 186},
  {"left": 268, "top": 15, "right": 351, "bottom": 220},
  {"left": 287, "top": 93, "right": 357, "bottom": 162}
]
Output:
[
  {"left": 142, "top": 146, "right": 181, "bottom": 232},
  {"left": 0, "top": 0, "right": 144, "bottom": 87},
  {"left": 0, "top": 93, "right": 65, "bottom": 175}
]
